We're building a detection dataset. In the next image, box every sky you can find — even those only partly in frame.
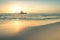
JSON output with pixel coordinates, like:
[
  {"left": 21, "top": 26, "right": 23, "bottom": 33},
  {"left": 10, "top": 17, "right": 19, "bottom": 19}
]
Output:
[{"left": 0, "top": 0, "right": 60, "bottom": 13}]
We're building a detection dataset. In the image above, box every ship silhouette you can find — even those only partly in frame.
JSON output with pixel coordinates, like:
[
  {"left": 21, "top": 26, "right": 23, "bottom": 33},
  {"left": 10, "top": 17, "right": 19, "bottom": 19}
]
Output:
[{"left": 20, "top": 10, "right": 27, "bottom": 14}]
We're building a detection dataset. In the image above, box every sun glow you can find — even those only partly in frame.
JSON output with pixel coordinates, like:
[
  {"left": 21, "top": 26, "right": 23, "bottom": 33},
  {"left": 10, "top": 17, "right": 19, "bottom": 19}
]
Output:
[{"left": 12, "top": 6, "right": 22, "bottom": 13}]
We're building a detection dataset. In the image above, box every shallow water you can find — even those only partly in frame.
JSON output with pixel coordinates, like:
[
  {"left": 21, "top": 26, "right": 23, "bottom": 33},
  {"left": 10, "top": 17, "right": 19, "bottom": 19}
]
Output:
[
  {"left": 0, "top": 19, "right": 60, "bottom": 37},
  {"left": 0, "top": 13, "right": 60, "bottom": 37}
]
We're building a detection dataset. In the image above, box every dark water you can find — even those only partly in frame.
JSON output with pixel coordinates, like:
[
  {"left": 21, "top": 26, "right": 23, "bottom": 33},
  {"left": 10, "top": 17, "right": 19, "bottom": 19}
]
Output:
[{"left": 0, "top": 13, "right": 60, "bottom": 20}]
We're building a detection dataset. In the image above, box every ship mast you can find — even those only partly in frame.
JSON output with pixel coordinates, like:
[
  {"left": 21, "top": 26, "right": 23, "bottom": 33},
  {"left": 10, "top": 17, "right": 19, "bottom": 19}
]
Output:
[
  {"left": 20, "top": 10, "right": 24, "bottom": 14},
  {"left": 20, "top": 10, "right": 27, "bottom": 14}
]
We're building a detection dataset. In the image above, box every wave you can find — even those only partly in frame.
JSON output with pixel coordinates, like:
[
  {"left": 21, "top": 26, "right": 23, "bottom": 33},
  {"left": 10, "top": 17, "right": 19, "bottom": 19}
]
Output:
[{"left": 0, "top": 13, "right": 60, "bottom": 20}]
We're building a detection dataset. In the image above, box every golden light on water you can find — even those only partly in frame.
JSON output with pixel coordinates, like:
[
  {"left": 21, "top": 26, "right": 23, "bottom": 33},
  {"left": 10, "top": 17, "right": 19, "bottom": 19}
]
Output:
[
  {"left": 10, "top": 21, "right": 23, "bottom": 33},
  {"left": 0, "top": 20, "right": 60, "bottom": 36},
  {"left": 0, "top": 20, "right": 23, "bottom": 36}
]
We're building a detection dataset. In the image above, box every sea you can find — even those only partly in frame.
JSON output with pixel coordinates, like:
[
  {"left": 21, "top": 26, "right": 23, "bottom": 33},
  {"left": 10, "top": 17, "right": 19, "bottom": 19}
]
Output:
[
  {"left": 0, "top": 13, "right": 60, "bottom": 20},
  {"left": 0, "top": 13, "right": 60, "bottom": 38}
]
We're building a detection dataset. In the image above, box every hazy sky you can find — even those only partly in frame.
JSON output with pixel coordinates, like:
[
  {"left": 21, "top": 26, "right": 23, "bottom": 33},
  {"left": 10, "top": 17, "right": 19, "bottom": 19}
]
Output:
[{"left": 0, "top": 0, "right": 60, "bottom": 13}]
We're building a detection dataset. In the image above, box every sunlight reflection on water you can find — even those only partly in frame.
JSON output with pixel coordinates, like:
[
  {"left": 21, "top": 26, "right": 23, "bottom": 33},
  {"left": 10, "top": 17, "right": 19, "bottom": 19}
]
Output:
[{"left": 0, "top": 19, "right": 60, "bottom": 37}]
